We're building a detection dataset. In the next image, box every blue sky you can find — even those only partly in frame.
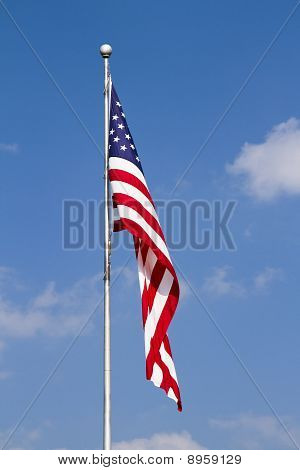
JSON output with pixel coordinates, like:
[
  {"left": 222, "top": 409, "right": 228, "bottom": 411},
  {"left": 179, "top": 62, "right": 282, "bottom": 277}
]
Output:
[{"left": 1, "top": 0, "right": 300, "bottom": 450}]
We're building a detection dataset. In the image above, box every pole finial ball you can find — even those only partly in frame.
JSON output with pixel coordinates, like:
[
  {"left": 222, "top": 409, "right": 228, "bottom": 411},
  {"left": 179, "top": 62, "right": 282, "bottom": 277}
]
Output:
[{"left": 100, "top": 44, "right": 112, "bottom": 58}]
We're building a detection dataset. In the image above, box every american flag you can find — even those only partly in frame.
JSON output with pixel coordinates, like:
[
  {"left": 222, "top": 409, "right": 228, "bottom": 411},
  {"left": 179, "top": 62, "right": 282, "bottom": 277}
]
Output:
[{"left": 108, "top": 80, "right": 182, "bottom": 411}]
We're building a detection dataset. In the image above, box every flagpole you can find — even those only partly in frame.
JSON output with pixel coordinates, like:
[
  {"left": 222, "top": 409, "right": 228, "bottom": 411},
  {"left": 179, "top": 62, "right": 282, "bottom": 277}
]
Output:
[{"left": 100, "top": 43, "right": 112, "bottom": 451}]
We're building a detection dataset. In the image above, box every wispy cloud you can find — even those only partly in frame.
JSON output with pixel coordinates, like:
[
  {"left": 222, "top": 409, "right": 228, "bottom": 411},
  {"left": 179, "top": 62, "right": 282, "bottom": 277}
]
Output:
[
  {"left": 244, "top": 225, "right": 253, "bottom": 239},
  {"left": 227, "top": 118, "right": 300, "bottom": 201},
  {"left": 113, "top": 431, "right": 205, "bottom": 450},
  {"left": 254, "top": 267, "right": 283, "bottom": 291},
  {"left": 0, "top": 267, "right": 101, "bottom": 338},
  {"left": 111, "top": 265, "right": 136, "bottom": 287},
  {"left": 202, "top": 266, "right": 283, "bottom": 298},
  {"left": 0, "top": 423, "right": 47, "bottom": 449},
  {"left": 210, "top": 413, "right": 299, "bottom": 449},
  {"left": 202, "top": 267, "right": 246, "bottom": 298},
  {"left": 0, "top": 143, "right": 19, "bottom": 154},
  {"left": 178, "top": 278, "right": 192, "bottom": 301}
]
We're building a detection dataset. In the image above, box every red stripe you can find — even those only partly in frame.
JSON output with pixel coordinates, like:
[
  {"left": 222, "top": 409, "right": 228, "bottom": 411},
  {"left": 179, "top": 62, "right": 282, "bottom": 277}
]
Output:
[
  {"left": 135, "top": 241, "right": 149, "bottom": 326},
  {"left": 117, "top": 216, "right": 177, "bottom": 280},
  {"left": 146, "top": 263, "right": 166, "bottom": 314},
  {"left": 113, "top": 193, "right": 166, "bottom": 242},
  {"left": 145, "top": 279, "right": 179, "bottom": 374},
  {"left": 139, "top": 263, "right": 166, "bottom": 328},
  {"left": 155, "top": 353, "right": 182, "bottom": 411},
  {"left": 109, "top": 169, "right": 155, "bottom": 207},
  {"left": 113, "top": 219, "right": 124, "bottom": 232},
  {"left": 146, "top": 345, "right": 182, "bottom": 412},
  {"left": 133, "top": 236, "right": 140, "bottom": 257},
  {"left": 140, "top": 240, "right": 149, "bottom": 265},
  {"left": 162, "top": 335, "right": 173, "bottom": 357},
  {"left": 109, "top": 162, "right": 181, "bottom": 411}
]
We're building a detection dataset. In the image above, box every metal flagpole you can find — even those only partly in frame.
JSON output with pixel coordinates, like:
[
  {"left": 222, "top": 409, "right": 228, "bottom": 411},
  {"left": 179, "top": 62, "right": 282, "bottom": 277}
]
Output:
[{"left": 100, "top": 43, "right": 112, "bottom": 451}]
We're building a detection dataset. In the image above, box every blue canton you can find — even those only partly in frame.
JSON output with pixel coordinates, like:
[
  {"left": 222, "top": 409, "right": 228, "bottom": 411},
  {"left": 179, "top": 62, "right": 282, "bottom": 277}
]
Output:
[{"left": 108, "top": 84, "right": 144, "bottom": 174}]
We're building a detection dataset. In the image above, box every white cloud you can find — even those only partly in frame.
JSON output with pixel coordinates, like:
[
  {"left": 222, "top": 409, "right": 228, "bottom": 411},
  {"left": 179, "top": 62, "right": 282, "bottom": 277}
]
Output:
[
  {"left": 178, "top": 278, "right": 192, "bottom": 301},
  {"left": 202, "top": 266, "right": 283, "bottom": 298},
  {"left": 0, "top": 423, "right": 45, "bottom": 449},
  {"left": 244, "top": 226, "right": 252, "bottom": 239},
  {"left": 209, "top": 413, "right": 299, "bottom": 449},
  {"left": 0, "top": 262, "right": 158, "bottom": 340},
  {"left": 111, "top": 265, "right": 137, "bottom": 287},
  {"left": 227, "top": 118, "right": 300, "bottom": 200},
  {"left": 254, "top": 267, "right": 283, "bottom": 290},
  {"left": 202, "top": 267, "right": 246, "bottom": 298},
  {"left": 113, "top": 431, "right": 205, "bottom": 450},
  {"left": 0, "top": 143, "right": 19, "bottom": 154},
  {"left": 0, "top": 268, "right": 101, "bottom": 338}
]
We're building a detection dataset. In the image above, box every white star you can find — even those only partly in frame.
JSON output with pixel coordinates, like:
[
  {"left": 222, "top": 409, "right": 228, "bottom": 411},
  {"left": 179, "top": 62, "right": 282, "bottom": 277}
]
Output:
[
  {"left": 109, "top": 129, "right": 115, "bottom": 135},
  {"left": 116, "top": 101, "right": 122, "bottom": 107},
  {"left": 120, "top": 145, "right": 127, "bottom": 151},
  {"left": 109, "top": 144, "right": 111, "bottom": 149},
  {"left": 121, "top": 112, "right": 126, "bottom": 117},
  {"left": 113, "top": 136, "right": 120, "bottom": 142},
  {"left": 112, "top": 114, "right": 119, "bottom": 120},
  {"left": 125, "top": 134, "right": 131, "bottom": 140},
  {"left": 135, "top": 156, "right": 140, "bottom": 162},
  {"left": 118, "top": 123, "right": 125, "bottom": 130},
  {"left": 130, "top": 144, "right": 135, "bottom": 149}
]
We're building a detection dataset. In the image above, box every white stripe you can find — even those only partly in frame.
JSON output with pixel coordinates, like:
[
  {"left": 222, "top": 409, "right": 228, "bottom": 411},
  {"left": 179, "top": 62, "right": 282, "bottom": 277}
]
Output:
[
  {"left": 110, "top": 180, "right": 158, "bottom": 222},
  {"left": 160, "top": 341, "right": 178, "bottom": 382},
  {"left": 167, "top": 388, "right": 178, "bottom": 403},
  {"left": 136, "top": 247, "right": 157, "bottom": 314},
  {"left": 109, "top": 156, "right": 148, "bottom": 189},
  {"left": 144, "top": 268, "right": 173, "bottom": 356},
  {"left": 116, "top": 204, "right": 171, "bottom": 263},
  {"left": 137, "top": 246, "right": 146, "bottom": 297},
  {"left": 151, "top": 363, "right": 163, "bottom": 387},
  {"left": 144, "top": 248, "right": 157, "bottom": 290}
]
